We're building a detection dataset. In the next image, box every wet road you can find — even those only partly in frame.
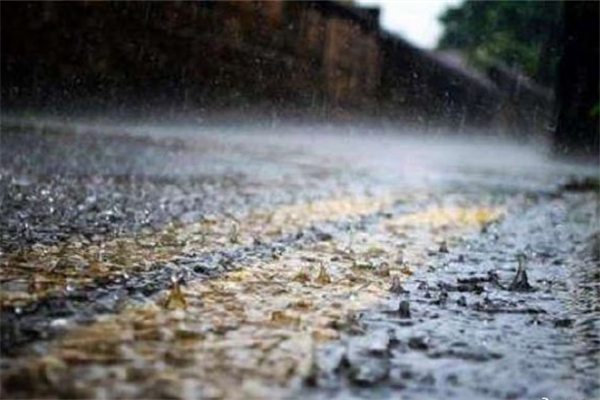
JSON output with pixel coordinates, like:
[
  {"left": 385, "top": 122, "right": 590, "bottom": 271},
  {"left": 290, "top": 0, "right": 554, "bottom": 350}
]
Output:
[{"left": 1, "top": 117, "right": 598, "bottom": 400}]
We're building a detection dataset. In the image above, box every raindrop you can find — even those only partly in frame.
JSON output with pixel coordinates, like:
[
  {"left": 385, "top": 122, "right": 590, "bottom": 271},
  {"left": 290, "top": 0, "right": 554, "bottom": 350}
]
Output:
[{"left": 50, "top": 318, "right": 68, "bottom": 328}]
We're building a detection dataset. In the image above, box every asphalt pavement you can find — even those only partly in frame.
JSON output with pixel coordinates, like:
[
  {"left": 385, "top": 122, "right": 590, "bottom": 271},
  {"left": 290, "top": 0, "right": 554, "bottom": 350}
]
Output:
[{"left": 0, "top": 117, "right": 598, "bottom": 399}]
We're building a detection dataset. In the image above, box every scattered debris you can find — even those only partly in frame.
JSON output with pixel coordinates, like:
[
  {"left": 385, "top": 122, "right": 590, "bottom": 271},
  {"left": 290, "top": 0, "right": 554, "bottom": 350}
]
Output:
[{"left": 1, "top": 122, "right": 597, "bottom": 400}]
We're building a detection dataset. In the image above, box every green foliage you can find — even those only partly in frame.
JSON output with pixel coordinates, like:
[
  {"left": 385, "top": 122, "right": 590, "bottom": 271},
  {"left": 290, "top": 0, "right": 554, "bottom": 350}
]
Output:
[
  {"left": 590, "top": 102, "right": 600, "bottom": 118},
  {"left": 438, "top": 1, "right": 563, "bottom": 85}
]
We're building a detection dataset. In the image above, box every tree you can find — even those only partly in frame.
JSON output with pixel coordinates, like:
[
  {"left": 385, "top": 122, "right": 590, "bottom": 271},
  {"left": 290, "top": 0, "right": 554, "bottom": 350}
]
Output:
[
  {"left": 439, "top": 1, "right": 598, "bottom": 158},
  {"left": 554, "top": 1, "right": 599, "bottom": 158},
  {"left": 437, "top": 1, "right": 562, "bottom": 87}
]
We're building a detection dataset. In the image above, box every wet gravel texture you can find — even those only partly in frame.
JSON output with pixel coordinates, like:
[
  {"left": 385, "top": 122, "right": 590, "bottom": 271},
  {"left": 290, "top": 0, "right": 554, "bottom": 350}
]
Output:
[
  {"left": 0, "top": 121, "right": 362, "bottom": 252},
  {"left": 305, "top": 192, "right": 599, "bottom": 400},
  {"left": 0, "top": 117, "right": 598, "bottom": 400}
]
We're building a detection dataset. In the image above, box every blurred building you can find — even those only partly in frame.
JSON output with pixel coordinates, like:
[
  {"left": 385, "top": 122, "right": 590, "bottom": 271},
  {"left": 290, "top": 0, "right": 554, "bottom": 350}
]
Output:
[{"left": 1, "top": 0, "right": 552, "bottom": 134}]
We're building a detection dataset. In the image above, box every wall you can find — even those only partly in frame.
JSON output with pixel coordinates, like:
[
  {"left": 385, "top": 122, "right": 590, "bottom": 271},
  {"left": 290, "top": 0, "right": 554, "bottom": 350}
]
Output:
[{"left": 1, "top": 0, "right": 552, "bottom": 133}]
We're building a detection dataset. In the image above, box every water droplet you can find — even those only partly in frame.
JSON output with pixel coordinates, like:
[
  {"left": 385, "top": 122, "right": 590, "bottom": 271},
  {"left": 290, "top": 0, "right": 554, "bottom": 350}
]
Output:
[{"left": 50, "top": 318, "right": 68, "bottom": 328}]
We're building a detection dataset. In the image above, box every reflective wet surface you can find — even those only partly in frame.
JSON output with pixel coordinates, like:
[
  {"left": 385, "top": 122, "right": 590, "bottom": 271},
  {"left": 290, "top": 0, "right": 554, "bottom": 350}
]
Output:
[{"left": 1, "top": 117, "right": 598, "bottom": 399}]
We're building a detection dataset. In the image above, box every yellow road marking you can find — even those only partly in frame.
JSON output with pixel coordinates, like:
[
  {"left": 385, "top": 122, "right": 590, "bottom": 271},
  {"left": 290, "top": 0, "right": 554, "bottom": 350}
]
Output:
[
  {"left": 0, "top": 195, "right": 395, "bottom": 309},
  {"left": 1, "top": 202, "right": 503, "bottom": 399}
]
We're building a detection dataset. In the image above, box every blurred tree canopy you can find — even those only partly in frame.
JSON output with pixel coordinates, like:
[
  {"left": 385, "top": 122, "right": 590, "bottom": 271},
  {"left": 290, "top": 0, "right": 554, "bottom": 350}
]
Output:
[
  {"left": 437, "top": 1, "right": 562, "bottom": 86},
  {"left": 554, "top": 1, "right": 599, "bottom": 157}
]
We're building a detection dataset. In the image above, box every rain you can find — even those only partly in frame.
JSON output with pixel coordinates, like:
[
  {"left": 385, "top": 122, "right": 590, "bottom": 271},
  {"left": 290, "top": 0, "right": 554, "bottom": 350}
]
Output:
[{"left": 1, "top": 1, "right": 599, "bottom": 400}]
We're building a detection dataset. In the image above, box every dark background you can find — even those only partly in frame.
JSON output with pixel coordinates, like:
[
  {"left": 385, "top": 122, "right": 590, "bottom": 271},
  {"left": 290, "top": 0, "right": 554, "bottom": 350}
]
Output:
[{"left": 1, "top": 1, "right": 598, "bottom": 156}]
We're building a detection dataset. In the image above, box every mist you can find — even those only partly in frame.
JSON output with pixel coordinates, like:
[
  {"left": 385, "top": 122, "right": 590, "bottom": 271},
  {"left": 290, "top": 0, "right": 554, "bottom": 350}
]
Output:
[{"left": 1, "top": 2, "right": 598, "bottom": 400}]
